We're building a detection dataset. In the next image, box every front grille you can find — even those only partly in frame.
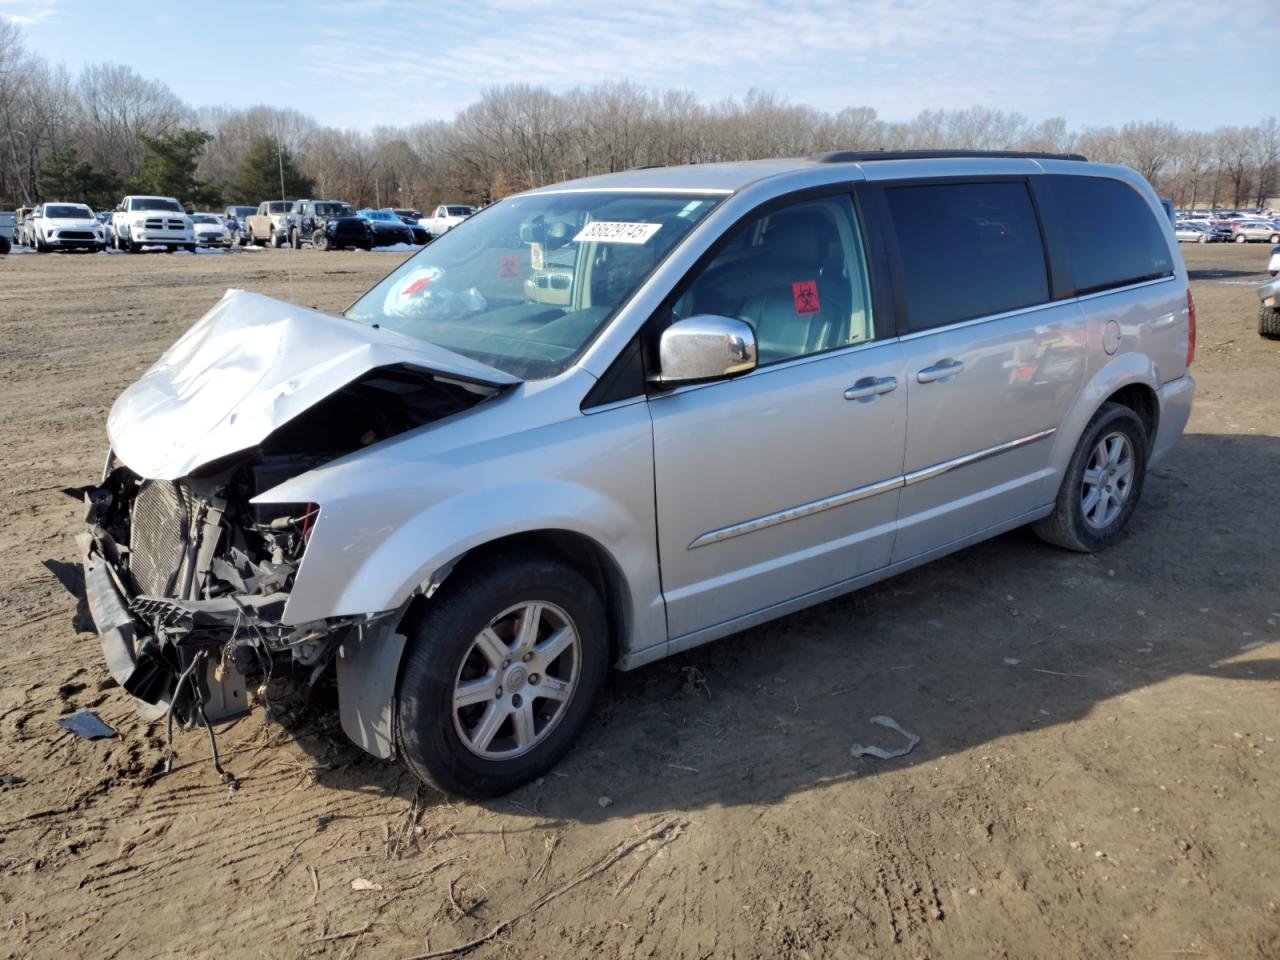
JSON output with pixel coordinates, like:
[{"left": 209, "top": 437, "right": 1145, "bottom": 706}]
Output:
[
  {"left": 145, "top": 218, "right": 163, "bottom": 229},
  {"left": 130, "top": 480, "right": 191, "bottom": 597},
  {"left": 167, "top": 219, "right": 184, "bottom": 229},
  {"left": 61, "top": 231, "right": 95, "bottom": 240}
]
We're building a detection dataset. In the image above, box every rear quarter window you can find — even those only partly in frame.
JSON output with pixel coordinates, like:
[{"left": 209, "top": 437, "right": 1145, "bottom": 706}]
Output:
[
  {"left": 1047, "top": 175, "right": 1174, "bottom": 295},
  {"left": 883, "top": 180, "right": 1050, "bottom": 332}
]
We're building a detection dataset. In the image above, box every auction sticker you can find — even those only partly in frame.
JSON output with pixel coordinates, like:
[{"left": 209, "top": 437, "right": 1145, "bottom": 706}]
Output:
[
  {"left": 572, "top": 221, "right": 662, "bottom": 244},
  {"left": 530, "top": 242, "right": 544, "bottom": 271}
]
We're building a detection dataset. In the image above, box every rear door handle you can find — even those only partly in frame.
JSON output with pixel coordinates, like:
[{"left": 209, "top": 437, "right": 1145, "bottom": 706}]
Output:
[
  {"left": 916, "top": 359, "right": 965, "bottom": 383},
  {"left": 844, "top": 376, "right": 899, "bottom": 402}
]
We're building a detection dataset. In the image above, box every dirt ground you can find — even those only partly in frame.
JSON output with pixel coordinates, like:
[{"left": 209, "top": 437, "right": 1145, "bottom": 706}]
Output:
[{"left": 0, "top": 241, "right": 1277, "bottom": 960}]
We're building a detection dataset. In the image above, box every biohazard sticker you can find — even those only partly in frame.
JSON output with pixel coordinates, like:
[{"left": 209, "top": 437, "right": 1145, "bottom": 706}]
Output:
[
  {"left": 530, "top": 242, "right": 544, "bottom": 271},
  {"left": 498, "top": 254, "right": 521, "bottom": 278},
  {"left": 572, "top": 221, "right": 662, "bottom": 244},
  {"left": 792, "top": 280, "right": 820, "bottom": 315}
]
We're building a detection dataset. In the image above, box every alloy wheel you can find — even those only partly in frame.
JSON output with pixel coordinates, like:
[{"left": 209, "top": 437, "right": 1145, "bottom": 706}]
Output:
[
  {"left": 1081, "top": 431, "right": 1135, "bottom": 529},
  {"left": 451, "top": 601, "right": 580, "bottom": 760}
]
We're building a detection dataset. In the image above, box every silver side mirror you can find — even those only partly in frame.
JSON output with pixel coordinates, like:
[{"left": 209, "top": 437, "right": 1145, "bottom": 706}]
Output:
[{"left": 652, "top": 315, "right": 757, "bottom": 386}]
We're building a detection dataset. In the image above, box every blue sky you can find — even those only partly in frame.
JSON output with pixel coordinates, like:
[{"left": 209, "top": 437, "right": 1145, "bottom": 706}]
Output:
[{"left": 5, "top": 0, "right": 1277, "bottom": 132}]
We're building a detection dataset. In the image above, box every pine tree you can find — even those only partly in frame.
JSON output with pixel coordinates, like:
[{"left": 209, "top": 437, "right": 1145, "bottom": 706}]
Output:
[
  {"left": 228, "top": 137, "right": 313, "bottom": 204},
  {"left": 132, "top": 129, "right": 222, "bottom": 208},
  {"left": 36, "top": 148, "right": 121, "bottom": 210}
]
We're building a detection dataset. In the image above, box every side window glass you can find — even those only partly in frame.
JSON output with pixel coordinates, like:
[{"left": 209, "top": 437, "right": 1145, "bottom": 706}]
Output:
[
  {"left": 1048, "top": 175, "right": 1175, "bottom": 294},
  {"left": 884, "top": 180, "right": 1049, "bottom": 332},
  {"left": 671, "top": 194, "right": 874, "bottom": 366}
]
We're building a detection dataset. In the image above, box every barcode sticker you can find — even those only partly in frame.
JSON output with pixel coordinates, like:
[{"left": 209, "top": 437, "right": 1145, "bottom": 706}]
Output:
[{"left": 572, "top": 221, "right": 662, "bottom": 244}]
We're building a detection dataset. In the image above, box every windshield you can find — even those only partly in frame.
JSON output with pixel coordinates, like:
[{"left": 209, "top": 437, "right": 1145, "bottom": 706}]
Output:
[
  {"left": 363, "top": 210, "right": 395, "bottom": 221},
  {"left": 346, "top": 191, "right": 721, "bottom": 379},
  {"left": 445, "top": 206, "right": 475, "bottom": 217},
  {"left": 231, "top": 206, "right": 255, "bottom": 217},
  {"left": 46, "top": 204, "right": 94, "bottom": 219},
  {"left": 132, "top": 198, "right": 184, "bottom": 212},
  {"left": 190, "top": 214, "right": 220, "bottom": 224},
  {"left": 315, "top": 203, "right": 354, "bottom": 217}
]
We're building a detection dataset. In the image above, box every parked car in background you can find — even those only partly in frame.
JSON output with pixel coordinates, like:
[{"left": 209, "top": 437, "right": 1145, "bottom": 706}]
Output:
[
  {"left": 385, "top": 209, "right": 430, "bottom": 244},
  {"left": 1259, "top": 275, "right": 1280, "bottom": 338},
  {"left": 111, "top": 196, "right": 195, "bottom": 253},
  {"left": 95, "top": 211, "right": 114, "bottom": 245},
  {"left": 14, "top": 206, "right": 35, "bottom": 246},
  {"left": 31, "top": 202, "right": 107, "bottom": 252},
  {"left": 288, "top": 199, "right": 373, "bottom": 251},
  {"left": 245, "top": 200, "right": 294, "bottom": 247},
  {"left": 358, "top": 208, "right": 416, "bottom": 246},
  {"left": 190, "top": 213, "right": 230, "bottom": 248},
  {"left": 77, "top": 150, "right": 1195, "bottom": 798},
  {"left": 1174, "top": 222, "right": 1212, "bottom": 243},
  {"left": 1268, "top": 243, "right": 1280, "bottom": 277},
  {"left": 0, "top": 211, "right": 13, "bottom": 254},
  {"left": 419, "top": 204, "right": 475, "bottom": 237},
  {"left": 1232, "top": 220, "right": 1280, "bottom": 244},
  {"left": 222, "top": 205, "right": 256, "bottom": 245}
]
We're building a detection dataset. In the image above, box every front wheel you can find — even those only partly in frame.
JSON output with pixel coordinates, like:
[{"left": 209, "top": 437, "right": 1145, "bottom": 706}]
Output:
[
  {"left": 1259, "top": 304, "right": 1280, "bottom": 339},
  {"left": 1235, "top": 234, "right": 1247, "bottom": 243},
  {"left": 270, "top": 232, "right": 283, "bottom": 248},
  {"left": 395, "top": 552, "right": 608, "bottom": 798},
  {"left": 1198, "top": 234, "right": 1208, "bottom": 243},
  {"left": 1033, "top": 403, "right": 1149, "bottom": 553},
  {"left": 313, "top": 230, "right": 329, "bottom": 251}
]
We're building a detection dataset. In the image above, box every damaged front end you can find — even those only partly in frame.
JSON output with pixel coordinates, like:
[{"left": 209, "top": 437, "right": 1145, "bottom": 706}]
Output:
[{"left": 76, "top": 290, "right": 515, "bottom": 755}]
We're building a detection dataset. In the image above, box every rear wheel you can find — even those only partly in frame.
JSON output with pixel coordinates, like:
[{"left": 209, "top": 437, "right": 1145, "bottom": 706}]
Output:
[
  {"left": 291, "top": 228, "right": 301, "bottom": 249},
  {"left": 1259, "top": 304, "right": 1280, "bottom": 339},
  {"left": 1270, "top": 234, "right": 1280, "bottom": 244},
  {"left": 1033, "top": 403, "right": 1148, "bottom": 553},
  {"left": 395, "top": 552, "right": 608, "bottom": 798},
  {"left": 1198, "top": 234, "right": 1208, "bottom": 243}
]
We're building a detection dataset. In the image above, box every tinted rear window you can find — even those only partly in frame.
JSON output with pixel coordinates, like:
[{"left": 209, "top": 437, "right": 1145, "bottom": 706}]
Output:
[
  {"left": 884, "top": 180, "right": 1050, "bottom": 332},
  {"left": 1048, "top": 175, "right": 1173, "bottom": 295}
]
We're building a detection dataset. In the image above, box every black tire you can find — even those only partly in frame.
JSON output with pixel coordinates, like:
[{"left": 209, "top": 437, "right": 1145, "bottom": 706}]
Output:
[
  {"left": 270, "top": 232, "right": 283, "bottom": 248},
  {"left": 395, "top": 552, "right": 609, "bottom": 798},
  {"left": 166, "top": 244, "right": 176, "bottom": 253},
  {"left": 313, "top": 230, "right": 329, "bottom": 252},
  {"left": 0, "top": 235, "right": 9, "bottom": 255},
  {"left": 1260, "top": 304, "right": 1280, "bottom": 339},
  {"left": 1033, "top": 402, "right": 1149, "bottom": 553},
  {"left": 1235, "top": 234, "right": 1247, "bottom": 243}
]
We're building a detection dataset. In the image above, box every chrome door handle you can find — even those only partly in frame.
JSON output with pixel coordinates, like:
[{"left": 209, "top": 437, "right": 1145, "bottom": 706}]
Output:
[
  {"left": 916, "top": 359, "right": 965, "bottom": 383},
  {"left": 844, "top": 376, "right": 899, "bottom": 402}
]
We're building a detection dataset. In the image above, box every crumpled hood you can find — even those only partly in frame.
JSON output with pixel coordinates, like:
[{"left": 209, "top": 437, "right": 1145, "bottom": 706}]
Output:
[{"left": 107, "top": 289, "right": 518, "bottom": 480}]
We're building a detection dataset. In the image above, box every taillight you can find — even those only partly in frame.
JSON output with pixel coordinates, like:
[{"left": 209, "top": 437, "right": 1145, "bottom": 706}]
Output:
[{"left": 1186, "top": 288, "right": 1196, "bottom": 366}]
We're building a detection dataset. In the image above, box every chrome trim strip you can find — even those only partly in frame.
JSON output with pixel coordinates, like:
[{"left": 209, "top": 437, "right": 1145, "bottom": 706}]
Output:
[
  {"left": 688, "top": 476, "right": 904, "bottom": 550},
  {"left": 686, "top": 427, "right": 1057, "bottom": 550},
  {"left": 528, "top": 187, "right": 735, "bottom": 196},
  {"left": 903, "top": 428, "right": 1056, "bottom": 486},
  {"left": 1074, "top": 274, "right": 1175, "bottom": 302},
  {"left": 898, "top": 298, "right": 1063, "bottom": 342}
]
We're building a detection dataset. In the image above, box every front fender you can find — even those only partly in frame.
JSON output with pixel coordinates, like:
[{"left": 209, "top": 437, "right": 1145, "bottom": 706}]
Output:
[
  {"left": 1034, "top": 351, "right": 1160, "bottom": 505},
  {"left": 258, "top": 398, "right": 664, "bottom": 657}
]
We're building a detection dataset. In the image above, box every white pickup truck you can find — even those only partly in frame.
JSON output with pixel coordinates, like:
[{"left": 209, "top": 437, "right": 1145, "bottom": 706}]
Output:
[
  {"left": 111, "top": 195, "right": 195, "bottom": 253},
  {"left": 419, "top": 204, "right": 475, "bottom": 237}
]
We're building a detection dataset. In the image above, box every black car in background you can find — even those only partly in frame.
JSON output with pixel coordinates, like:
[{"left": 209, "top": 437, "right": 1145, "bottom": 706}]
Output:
[{"left": 289, "top": 200, "right": 373, "bottom": 251}]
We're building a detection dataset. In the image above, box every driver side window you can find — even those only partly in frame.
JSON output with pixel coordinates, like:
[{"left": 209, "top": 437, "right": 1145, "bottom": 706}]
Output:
[{"left": 672, "top": 194, "right": 874, "bottom": 366}]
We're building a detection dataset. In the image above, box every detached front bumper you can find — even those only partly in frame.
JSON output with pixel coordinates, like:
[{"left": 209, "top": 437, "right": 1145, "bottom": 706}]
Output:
[{"left": 78, "top": 531, "right": 174, "bottom": 721}]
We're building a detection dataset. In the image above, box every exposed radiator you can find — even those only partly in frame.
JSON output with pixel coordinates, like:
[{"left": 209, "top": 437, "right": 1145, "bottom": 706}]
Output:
[{"left": 130, "top": 480, "right": 191, "bottom": 597}]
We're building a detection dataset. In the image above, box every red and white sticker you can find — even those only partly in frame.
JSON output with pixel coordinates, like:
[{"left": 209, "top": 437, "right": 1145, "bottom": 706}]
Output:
[
  {"left": 530, "top": 242, "right": 544, "bottom": 271},
  {"left": 572, "top": 221, "right": 662, "bottom": 244},
  {"left": 792, "top": 280, "right": 820, "bottom": 315},
  {"left": 401, "top": 275, "right": 433, "bottom": 296},
  {"left": 498, "top": 254, "right": 521, "bottom": 278}
]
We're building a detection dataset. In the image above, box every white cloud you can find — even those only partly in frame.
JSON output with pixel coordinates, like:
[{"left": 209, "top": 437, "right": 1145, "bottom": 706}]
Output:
[{"left": 0, "top": 0, "right": 56, "bottom": 26}]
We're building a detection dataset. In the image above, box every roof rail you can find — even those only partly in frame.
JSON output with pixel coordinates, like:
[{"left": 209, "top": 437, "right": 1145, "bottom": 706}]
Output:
[{"left": 810, "top": 149, "right": 1088, "bottom": 163}]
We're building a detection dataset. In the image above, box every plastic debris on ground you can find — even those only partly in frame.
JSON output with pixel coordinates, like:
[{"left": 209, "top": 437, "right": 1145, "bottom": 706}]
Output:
[
  {"left": 57, "top": 710, "right": 117, "bottom": 740},
  {"left": 849, "top": 715, "right": 920, "bottom": 760}
]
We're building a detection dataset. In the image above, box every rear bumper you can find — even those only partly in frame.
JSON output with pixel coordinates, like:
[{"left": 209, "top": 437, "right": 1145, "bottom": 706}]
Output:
[{"left": 1151, "top": 374, "right": 1195, "bottom": 467}]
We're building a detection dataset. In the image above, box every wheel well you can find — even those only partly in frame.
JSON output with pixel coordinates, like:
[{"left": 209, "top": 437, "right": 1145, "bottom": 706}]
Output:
[
  {"left": 438, "top": 531, "right": 631, "bottom": 666},
  {"left": 1103, "top": 383, "right": 1159, "bottom": 450}
]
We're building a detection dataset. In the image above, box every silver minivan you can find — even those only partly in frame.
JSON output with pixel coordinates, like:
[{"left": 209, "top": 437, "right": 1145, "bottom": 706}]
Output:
[{"left": 79, "top": 150, "right": 1195, "bottom": 797}]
